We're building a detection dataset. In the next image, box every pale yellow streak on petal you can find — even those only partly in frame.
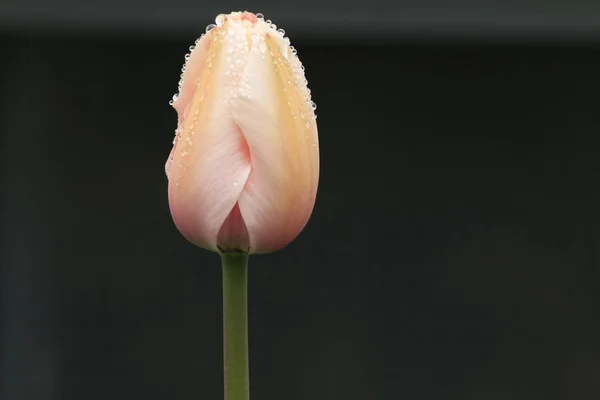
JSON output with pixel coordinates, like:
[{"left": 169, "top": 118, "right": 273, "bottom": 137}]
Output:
[{"left": 264, "top": 32, "right": 319, "bottom": 205}]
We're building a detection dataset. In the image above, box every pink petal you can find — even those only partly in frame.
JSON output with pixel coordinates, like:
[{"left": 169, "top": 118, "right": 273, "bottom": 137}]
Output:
[
  {"left": 233, "top": 30, "right": 319, "bottom": 253},
  {"left": 217, "top": 203, "right": 250, "bottom": 252},
  {"left": 167, "top": 22, "right": 252, "bottom": 251},
  {"left": 165, "top": 32, "right": 210, "bottom": 179}
]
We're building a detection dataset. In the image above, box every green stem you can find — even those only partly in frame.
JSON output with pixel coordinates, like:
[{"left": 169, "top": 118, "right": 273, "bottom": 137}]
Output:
[{"left": 220, "top": 252, "right": 250, "bottom": 400}]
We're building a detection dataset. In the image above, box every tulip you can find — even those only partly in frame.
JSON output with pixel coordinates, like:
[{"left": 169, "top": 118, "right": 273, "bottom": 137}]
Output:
[
  {"left": 166, "top": 11, "right": 319, "bottom": 255},
  {"left": 165, "top": 13, "right": 319, "bottom": 400}
]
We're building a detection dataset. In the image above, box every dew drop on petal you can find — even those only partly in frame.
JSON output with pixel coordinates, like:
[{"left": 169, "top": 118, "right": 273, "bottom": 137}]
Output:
[
  {"left": 256, "top": 13, "right": 264, "bottom": 20},
  {"left": 165, "top": 156, "right": 173, "bottom": 177},
  {"left": 206, "top": 24, "right": 217, "bottom": 33},
  {"left": 215, "top": 14, "right": 226, "bottom": 26}
]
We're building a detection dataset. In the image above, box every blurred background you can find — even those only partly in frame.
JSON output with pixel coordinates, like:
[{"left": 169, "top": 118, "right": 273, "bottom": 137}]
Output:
[{"left": 2, "top": 1, "right": 600, "bottom": 399}]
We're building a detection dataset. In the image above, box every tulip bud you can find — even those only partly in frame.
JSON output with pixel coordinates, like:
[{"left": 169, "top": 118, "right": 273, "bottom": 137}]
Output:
[{"left": 166, "top": 12, "right": 319, "bottom": 254}]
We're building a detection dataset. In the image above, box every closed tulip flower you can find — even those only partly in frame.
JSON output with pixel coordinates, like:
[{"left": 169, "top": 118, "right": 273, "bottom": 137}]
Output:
[{"left": 166, "top": 11, "right": 319, "bottom": 255}]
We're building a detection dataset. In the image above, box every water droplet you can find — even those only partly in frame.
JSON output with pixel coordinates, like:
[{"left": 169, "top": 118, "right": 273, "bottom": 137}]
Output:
[
  {"left": 184, "top": 53, "right": 191, "bottom": 61},
  {"left": 215, "top": 14, "right": 226, "bottom": 26},
  {"left": 256, "top": 13, "right": 264, "bottom": 20},
  {"left": 266, "top": 19, "right": 272, "bottom": 25},
  {"left": 277, "top": 28, "right": 285, "bottom": 36},
  {"left": 206, "top": 24, "right": 217, "bottom": 33},
  {"left": 311, "top": 102, "right": 317, "bottom": 110}
]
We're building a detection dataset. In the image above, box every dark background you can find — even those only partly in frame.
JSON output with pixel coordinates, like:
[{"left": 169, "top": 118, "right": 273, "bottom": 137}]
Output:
[{"left": 2, "top": 3, "right": 600, "bottom": 400}]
